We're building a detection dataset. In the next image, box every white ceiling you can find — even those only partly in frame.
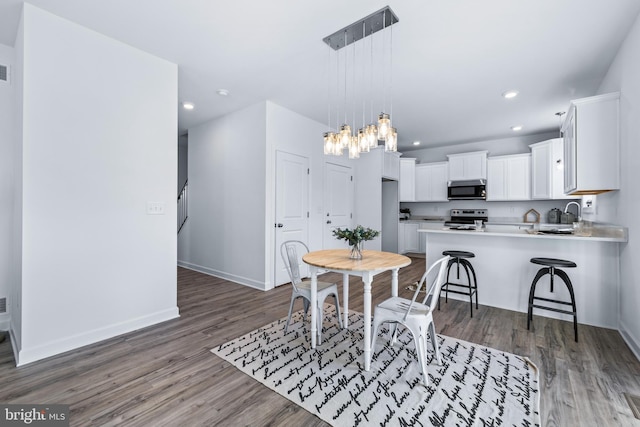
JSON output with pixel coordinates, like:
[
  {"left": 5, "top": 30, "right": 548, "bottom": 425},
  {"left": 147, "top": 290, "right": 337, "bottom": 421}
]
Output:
[{"left": 1, "top": 0, "right": 639, "bottom": 151}]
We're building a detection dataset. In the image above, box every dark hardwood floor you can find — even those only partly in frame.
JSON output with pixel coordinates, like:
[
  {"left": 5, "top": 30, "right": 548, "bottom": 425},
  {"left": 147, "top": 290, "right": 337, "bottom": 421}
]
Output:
[{"left": 1, "top": 258, "right": 640, "bottom": 426}]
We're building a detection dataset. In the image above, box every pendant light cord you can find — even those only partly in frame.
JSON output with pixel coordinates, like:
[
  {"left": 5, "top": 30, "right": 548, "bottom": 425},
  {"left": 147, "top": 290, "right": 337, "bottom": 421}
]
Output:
[{"left": 389, "top": 18, "right": 393, "bottom": 125}]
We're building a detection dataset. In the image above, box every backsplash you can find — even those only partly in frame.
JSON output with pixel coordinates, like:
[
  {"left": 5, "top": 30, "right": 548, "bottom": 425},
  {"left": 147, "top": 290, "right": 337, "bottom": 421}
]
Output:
[{"left": 400, "top": 199, "right": 583, "bottom": 223}]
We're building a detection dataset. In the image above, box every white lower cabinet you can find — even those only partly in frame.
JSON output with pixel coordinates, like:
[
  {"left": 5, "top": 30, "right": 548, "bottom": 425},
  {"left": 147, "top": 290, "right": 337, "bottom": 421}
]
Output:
[
  {"left": 398, "top": 222, "right": 419, "bottom": 254},
  {"left": 418, "top": 223, "right": 428, "bottom": 253},
  {"left": 487, "top": 154, "right": 531, "bottom": 201}
]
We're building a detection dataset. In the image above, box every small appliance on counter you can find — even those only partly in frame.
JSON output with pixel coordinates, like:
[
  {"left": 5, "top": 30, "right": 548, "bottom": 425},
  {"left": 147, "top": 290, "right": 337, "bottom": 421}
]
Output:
[
  {"left": 444, "top": 209, "right": 488, "bottom": 230},
  {"left": 548, "top": 208, "right": 562, "bottom": 224}
]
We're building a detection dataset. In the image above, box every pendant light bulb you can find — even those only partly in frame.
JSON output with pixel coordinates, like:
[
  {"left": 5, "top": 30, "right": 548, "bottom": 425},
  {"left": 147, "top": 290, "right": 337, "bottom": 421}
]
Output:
[
  {"left": 358, "top": 128, "right": 369, "bottom": 153},
  {"left": 377, "top": 113, "right": 390, "bottom": 140},
  {"left": 340, "top": 124, "right": 352, "bottom": 148},
  {"left": 324, "top": 132, "right": 338, "bottom": 155},
  {"left": 349, "top": 135, "right": 360, "bottom": 159},
  {"left": 385, "top": 127, "right": 398, "bottom": 152},
  {"left": 366, "top": 124, "right": 378, "bottom": 148}
]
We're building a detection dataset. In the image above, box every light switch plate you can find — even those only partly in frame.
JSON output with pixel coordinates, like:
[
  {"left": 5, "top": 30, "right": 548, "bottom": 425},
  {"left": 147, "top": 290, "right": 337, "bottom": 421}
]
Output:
[{"left": 146, "top": 202, "right": 165, "bottom": 215}]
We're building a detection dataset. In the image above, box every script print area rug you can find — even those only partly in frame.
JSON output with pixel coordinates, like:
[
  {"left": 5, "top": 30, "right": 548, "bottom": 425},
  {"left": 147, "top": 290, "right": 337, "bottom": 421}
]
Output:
[{"left": 211, "top": 307, "right": 540, "bottom": 427}]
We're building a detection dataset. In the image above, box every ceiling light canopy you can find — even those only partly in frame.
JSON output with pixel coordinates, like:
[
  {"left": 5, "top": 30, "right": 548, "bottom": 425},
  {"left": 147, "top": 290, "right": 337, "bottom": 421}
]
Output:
[
  {"left": 511, "top": 125, "right": 523, "bottom": 131},
  {"left": 502, "top": 90, "right": 519, "bottom": 99},
  {"left": 412, "top": 141, "right": 421, "bottom": 146},
  {"left": 216, "top": 89, "right": 229, "bottom": 96},
  {"left": 322, "top": 6, "right": 399, "bottom": 157},
  {"left": 182, "top": 102, "right": 195, "bottom": 110}
]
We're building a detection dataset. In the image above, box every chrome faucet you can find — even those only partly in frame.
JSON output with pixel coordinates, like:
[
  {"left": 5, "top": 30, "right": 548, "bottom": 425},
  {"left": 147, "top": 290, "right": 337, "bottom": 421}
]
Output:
[{"left": 564, "top": 201, "right": 581, "bottom": 221}]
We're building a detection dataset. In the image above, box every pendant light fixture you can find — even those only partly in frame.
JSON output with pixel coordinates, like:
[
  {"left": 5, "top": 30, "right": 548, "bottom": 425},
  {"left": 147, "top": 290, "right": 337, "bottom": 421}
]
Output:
[
  {"left": 366, "top": 23, "right": 379, "bottom": 149},
  {"left": 322, "top": 6, "right": 399, "bottom": 156}
]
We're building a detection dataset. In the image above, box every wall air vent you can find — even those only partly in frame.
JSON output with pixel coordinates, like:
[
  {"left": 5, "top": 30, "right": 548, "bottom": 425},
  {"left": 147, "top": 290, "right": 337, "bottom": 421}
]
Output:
[
  {"left": 0, "top": 297, "right": 5, "bottom": 313},
  {"left": 0, "top": 65, "right": 7, "bottom": 82}
]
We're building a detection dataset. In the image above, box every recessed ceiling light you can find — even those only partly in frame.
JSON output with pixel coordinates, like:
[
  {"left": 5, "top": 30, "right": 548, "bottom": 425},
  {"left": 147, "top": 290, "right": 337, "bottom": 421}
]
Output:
[
  {"left": 502, "top": 90, "right": 519, "bottom": 99},
  {"left": 412, "top": 141, "right": 421, "bottom": 146},
  {"left": 216, "top": 89, "right": 229, "bottom": 96},
  {"left": 511, "top": 125, "right": 523, "bottom": 131},
  {"left": 182, "top": 102, "right": 195, "bottom": 110}
]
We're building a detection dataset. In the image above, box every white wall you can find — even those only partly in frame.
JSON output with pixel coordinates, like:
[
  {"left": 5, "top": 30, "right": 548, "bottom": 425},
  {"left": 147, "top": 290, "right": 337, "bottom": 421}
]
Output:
[
  {"left": 181, "top": 102, "right": 268, "bottom": 289},
  {"left": 15, "top": 5, "right": 179, "bottom": 365},
  {"left": 265, "top": 102, "right": 352, "bottom": 284},
  {"left": 10, "top": 17, "right": 24, "bottom": 352},
  {"left": 179, "top": 101, "right": 353, "bottom": 290},
  {"left": 0, "top": 43, "right": 15, "bottom": 331},
  {"left": 404, "top": 131, "right": 559, "bottom": 163},
  {"left": 597, "top": 11, "right": 640, "bottom": 358}
]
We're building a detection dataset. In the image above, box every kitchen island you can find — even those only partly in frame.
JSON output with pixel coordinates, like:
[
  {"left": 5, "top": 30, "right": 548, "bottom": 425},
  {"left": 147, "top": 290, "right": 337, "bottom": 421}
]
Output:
[{"left": 418, "top": 225, "right": 627, "bottom": 328}]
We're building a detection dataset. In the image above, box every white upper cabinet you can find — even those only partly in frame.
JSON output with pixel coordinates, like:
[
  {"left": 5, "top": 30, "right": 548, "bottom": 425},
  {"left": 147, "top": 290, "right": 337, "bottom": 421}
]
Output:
[
  {"left": 529, "top": 138, "right": 579, "bottom": 200},
  {"left": 415, "top": 162, "right": 449, "bottom": 202},
  {"left": 359, "top": 148, "right": 401, "bottom": 181},
  {"left": 399, "top": 158, "right": 416, "bottom": 202},
  {"left": 561, "top": 92, "right": 619, "bottom": 195},
  {"left": 382, "top": 151, "right": 401, "bottom": 181},
  {"left": 486, "top": 153, "right": 531, "bottom": 201},
  {"left": 447, "top": 151, "right": 488, "bottom": 180}
]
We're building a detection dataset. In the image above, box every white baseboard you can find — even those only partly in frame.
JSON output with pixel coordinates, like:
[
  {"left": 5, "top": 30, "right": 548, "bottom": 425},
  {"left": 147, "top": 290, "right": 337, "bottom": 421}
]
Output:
[
  {"left": 178, "top": 260, "right": 267, "bottom": 291},
  {"left": 16, "top": 307, "right": 180, "bottom": 366},
  {"left": 619, "top": 320, "right": 640, "bottom": 363}
]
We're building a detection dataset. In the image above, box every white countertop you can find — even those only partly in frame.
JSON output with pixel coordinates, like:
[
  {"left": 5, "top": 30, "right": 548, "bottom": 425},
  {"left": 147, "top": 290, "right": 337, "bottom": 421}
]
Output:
[{"left": 418, "top": 226, "right": 627, "bottom": 243}]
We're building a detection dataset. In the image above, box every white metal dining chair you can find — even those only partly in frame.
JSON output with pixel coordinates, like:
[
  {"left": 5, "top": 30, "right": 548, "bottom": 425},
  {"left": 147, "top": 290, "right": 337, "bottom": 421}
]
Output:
[
  {"left": 280, "top": 241, "right": 343, "bottom": 339},
  {"left": 371, "top": 255, "right": 450, "bottom": 387}
]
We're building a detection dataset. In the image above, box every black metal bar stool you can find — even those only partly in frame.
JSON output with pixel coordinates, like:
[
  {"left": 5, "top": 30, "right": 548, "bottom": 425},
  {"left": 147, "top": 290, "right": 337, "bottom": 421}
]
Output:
[
  {"left": 527, "top": 257, "right": 578, "bottom": 341},
  {"left": 438, "top": 250, "right": 478, "bottom": 317}
]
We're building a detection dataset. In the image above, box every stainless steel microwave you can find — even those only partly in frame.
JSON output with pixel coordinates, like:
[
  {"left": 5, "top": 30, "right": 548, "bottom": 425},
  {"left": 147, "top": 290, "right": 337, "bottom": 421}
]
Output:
[{"left": 447, "top": 179, "right": 487, "bottom": 200}]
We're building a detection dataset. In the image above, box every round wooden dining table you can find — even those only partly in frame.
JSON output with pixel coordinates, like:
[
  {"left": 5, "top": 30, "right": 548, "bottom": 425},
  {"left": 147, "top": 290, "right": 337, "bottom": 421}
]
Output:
[{"left": 302, "top": 249, "right": 411, "bottom": 371}]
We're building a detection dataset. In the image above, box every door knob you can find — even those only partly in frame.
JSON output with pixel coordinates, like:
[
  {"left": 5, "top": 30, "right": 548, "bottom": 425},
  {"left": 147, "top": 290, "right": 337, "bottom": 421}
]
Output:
[
  {"left": 326, "top": 220, "right": 332, "bottom": 224},
  {"left": 276, "top": 223, "right": 284, "bottom": 228}
]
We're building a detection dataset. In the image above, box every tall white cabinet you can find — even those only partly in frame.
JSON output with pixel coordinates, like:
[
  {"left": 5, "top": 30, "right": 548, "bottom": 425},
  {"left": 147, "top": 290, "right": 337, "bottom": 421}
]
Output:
[
  {"left": 399, "top": 158, "right": 416, "bottom": 202},
  {"left": 355, "top": 148, "right": 401, "bottom": 252}
]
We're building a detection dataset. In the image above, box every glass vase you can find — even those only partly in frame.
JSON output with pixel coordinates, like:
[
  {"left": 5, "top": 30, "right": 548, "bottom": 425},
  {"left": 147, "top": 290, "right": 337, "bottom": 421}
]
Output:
[{"left": 350, "top": 242, "right": 363, "bottom": 260}]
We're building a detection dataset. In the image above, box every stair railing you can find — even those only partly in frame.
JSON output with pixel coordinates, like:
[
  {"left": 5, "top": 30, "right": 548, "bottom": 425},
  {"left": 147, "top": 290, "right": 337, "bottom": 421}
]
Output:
[{"left": 178, "top": 180, "right": 188, "bottom": 233}]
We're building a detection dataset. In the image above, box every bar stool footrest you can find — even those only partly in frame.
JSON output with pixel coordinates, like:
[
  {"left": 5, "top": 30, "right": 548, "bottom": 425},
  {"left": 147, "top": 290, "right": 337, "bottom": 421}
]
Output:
[
  {"left": 532, "top": 296, "right": 574, "bottom": 306},
  {"left": 531, "top": 304, "right": 576, "bottom": 316}
]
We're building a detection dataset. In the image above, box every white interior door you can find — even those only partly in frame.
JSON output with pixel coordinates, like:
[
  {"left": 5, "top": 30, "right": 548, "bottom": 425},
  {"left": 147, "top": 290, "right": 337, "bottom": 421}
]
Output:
[
  {"left": 274, "top": 151, "right": 309, "bottom": 286},
  {"left": 324, "top": 162, "right": 353, "bottom": 249}
]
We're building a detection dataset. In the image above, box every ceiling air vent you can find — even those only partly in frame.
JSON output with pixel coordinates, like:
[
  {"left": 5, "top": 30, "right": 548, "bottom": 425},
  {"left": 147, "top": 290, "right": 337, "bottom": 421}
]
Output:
[
  {"left": 0, "top": 297, "right": 5, "bottom": 313},
  {"left": 0, "top": 65, "right": 7, "bottom": 82}
]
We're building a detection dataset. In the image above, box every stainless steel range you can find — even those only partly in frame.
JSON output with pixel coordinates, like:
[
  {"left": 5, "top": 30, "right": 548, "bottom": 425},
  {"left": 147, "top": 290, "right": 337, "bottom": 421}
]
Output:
[{"left": 444, "top": 209, "right": 488, "bottom": 229}]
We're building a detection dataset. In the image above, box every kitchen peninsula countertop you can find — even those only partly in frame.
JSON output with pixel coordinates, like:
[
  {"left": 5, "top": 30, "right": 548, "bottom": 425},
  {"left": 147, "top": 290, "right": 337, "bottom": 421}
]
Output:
[
  {"left": 418, "top": 225, "right": 628, "bottom": 243},
  {"left": 418, "top": 222, "right": 626, "bottom": 328}
]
